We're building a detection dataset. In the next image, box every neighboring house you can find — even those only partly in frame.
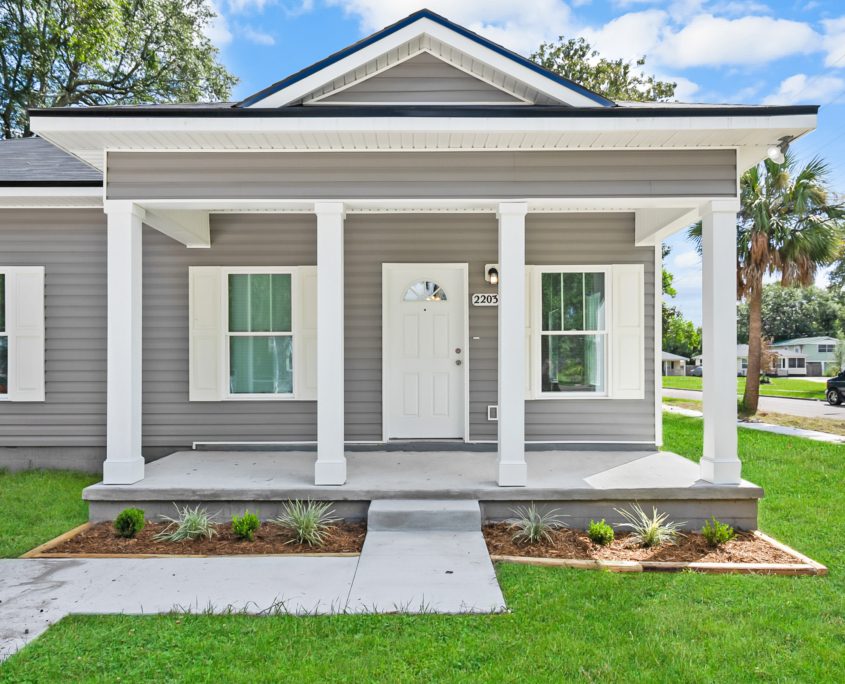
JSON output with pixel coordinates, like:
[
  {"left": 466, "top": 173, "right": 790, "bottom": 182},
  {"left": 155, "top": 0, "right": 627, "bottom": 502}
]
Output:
[
  {"left": 695, "top": 345, "right": 804, "bottom": 377},
  {"left": 0, "top": 10, "right": 818, "bottom": 527},
  {"left": 661, "top": 351, "right": 687, "bottom": 376},
  {"left": 771, "top": 337, "right": 838, "bottom": 376}
]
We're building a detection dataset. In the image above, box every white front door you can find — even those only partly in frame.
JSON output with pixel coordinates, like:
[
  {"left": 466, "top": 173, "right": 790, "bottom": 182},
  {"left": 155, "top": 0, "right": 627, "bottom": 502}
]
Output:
[{"left": 384, "top": 264, "right": 466, "bottom": 439}]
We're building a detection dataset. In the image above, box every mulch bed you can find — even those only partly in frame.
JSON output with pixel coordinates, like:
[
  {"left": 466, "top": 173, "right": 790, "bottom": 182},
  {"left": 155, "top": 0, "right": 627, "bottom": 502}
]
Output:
[
  {"left": 482, "top": 523, "right": 800, "bottom": 564},
  {"left": 43, "top": 521, "right": 366, "bottom": 556}
]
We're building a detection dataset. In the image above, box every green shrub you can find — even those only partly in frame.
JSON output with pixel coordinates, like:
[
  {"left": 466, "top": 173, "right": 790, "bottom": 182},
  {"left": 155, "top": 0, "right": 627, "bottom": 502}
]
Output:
[
  {"left": 232, "top": 511, "right": 260, "bottom": 541},
  {"left": 615, "top": 504, "right": 684, "bottom": 548},
  {"left": 507, "top": 504, "right": 566, "bottom": 545},
  {"left": 587, "top": 519, "right": 614, "bottom": 546},
  {"left": 273, "top": 500, "right": 338, "bottom": 546},
  {"left": 701, "top": 517, "right": 735, "bottom": 547},
  {"left": 113, "top": 508, "right": 145, "bottom": 538},
  {"left": 154, "top": 505, "right": 218, "bottom": 542}
]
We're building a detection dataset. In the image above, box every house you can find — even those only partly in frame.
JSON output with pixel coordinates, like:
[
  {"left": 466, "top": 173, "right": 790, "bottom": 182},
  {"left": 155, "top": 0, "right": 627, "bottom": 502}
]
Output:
[
  {"left": 0, "top": 10, "right": 818, "bottom": 528},
  {"left": 771, "top": 336, "right": 838, "bottom": 376},
  {"left": 661, "top": 351, "right": 688, "bottom": 376},
  {"left": 695, "top": 344, "right": 805, "bottom": 377}
]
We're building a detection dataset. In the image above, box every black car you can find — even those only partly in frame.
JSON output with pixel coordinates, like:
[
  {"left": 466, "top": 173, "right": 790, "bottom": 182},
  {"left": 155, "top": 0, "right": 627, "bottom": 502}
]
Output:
[{"left": 826, "top": 372, "right": 845, "bottom": 405}]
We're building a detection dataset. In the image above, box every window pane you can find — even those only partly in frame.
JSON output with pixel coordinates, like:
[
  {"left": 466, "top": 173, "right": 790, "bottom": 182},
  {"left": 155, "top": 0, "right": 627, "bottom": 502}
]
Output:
[
  {"left": 541, "top": 273, "right": 562, "bottom": 331},
  {"left": 0, "top": 336, "right": 6, "bottom": 394},
  {"left": 0, "top": 273, "right": 4, "bottom": 332},
  {"left": 403, "top": 281, "right": 447, "bottom": 302},
  {"left": 230, "top": 336, "right": 292, "bottom": 394},
  {"left": 540, "top": 334, "right": 605, "bottom": 393},
  {"left": 228, "top": 274, "right": 291, "bottom": 333},
  {"left": 584, "top": 272, "right": 605, "bottom": 330},
  {"left": 562, "top": 273, "right": 583, "bottom": 330}
]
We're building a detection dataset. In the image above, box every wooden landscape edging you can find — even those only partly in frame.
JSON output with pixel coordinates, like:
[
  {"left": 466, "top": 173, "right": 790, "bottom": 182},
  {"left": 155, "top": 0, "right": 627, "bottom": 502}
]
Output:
[
  {"left": 491, "top": 531, "right": 828, "bottom": 577},
  {"left": 21, "top": 522, "right": 360, "bottom": 559}
]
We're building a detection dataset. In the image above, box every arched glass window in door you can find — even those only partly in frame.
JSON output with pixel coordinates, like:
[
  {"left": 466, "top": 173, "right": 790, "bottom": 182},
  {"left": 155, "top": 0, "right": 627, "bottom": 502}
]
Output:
[{"left": 403, "top": 280, "right": 447, "bottom": 302}]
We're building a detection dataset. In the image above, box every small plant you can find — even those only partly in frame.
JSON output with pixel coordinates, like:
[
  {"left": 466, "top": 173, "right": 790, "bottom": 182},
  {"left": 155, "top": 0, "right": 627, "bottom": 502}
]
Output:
[
  {"left": 154, "top": 505, "right": 218, "bottom": 542},
  {"left": 273, "top": 500, "right": 338, "bottom": 546},
  {"left": 507, "top": 504, "right": 566, "bottom": 544},
  {"left": 232, "top": 511, "right": 260, "bottom": 541},
  {"left": 114, "top": 508, "right": 145, "bottom": 538},
  {"left": 587, "top": 519, "right": 614, "bottom": 546},
  {"left": 701, "top": 517, "right": 735, "bottom": 547},
  {"left": 615, "top": 504, "right": 684, "bottom": 548}
]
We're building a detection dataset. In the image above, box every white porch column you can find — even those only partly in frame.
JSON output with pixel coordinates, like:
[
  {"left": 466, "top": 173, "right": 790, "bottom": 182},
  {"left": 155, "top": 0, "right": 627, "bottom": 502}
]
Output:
[
  {"left": 497, "top": 202, "right": 528, "bottom": 486},
  {"left": 314, "top": 202, "right": 346, "bottom": 485},
  {"left": 103, "top": 201, "right": 145, "bottom": 484},
  {"left": 701, "top": 199, "right": 742, "bottom": 484}
]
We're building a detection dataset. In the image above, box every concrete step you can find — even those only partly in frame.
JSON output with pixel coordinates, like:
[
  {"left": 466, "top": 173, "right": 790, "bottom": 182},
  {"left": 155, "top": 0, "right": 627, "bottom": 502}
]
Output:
[{"left": 367, "top": 499, "right": 481, "bottom": 532}]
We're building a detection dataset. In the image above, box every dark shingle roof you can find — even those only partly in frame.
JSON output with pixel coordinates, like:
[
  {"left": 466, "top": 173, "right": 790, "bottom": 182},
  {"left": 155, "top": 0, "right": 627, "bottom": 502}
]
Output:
[{"left": 0, "top": 136, "right": 102, "bottom": 186}]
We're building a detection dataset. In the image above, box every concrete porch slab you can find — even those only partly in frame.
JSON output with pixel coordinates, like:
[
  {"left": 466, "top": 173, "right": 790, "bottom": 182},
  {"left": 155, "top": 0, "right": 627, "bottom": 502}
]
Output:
[{"left": 83, "top": 449, "right": 763, "bottom": 528}]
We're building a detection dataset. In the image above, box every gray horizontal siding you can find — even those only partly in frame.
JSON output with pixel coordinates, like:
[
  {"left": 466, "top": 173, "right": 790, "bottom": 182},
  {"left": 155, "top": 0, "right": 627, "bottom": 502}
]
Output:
[
  {"left": 142, "top": 215, "right": 317, "bottom": 447},
  {"left": 106, "top": 150, "right": 737, "bottom": 200},
  {"left": 318, "top": 52, "right": 521, "bottom": 104},
  {"left": 0, "top": 209, "right": 107, "bottom": 448}
]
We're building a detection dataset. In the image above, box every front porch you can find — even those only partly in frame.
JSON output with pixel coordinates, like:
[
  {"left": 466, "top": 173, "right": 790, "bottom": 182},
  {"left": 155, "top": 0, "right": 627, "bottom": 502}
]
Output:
[{"left": 83, "top": 448, "right": 763, "bottom": 529}]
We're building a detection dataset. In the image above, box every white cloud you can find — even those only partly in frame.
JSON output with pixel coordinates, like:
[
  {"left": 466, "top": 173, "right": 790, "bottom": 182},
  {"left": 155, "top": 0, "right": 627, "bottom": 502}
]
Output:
[
  {"left": 239, "top": 24, "right": 276, "bottom": 45},
  {"left": 205, "top": 1, "right": 233, "bottom": 46},
  {"left": 227, "top": 0, "right": 275, "bottom": 12},
  {"left": 672, "top": 249, "right": 701, "bottom": 270},
  {"left": 581, "top": 10, "right": 666, "bottom": 62},
  {"left": 822, "top": 17, "right": 845, "bottom": 68},
  {"left": 763, "top": 73, "right": 845, "bottom": 105},
  {"left": 656, "top": 14, "right": 819, "bottom": 67}
]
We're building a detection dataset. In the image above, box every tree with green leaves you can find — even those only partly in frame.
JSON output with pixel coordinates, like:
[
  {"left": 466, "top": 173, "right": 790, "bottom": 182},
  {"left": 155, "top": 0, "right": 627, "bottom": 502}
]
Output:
[
  {"left": 691, "top": 155, "right": 845, "bottom": 412},
  {"left": 531, "top": 37, "right": 676, "bottom": 102},
  {"left": 0, "top": 0, "right": 236, "bottom": 138},
  {"left": 736, "top": 284, "right": 843, "bottom": 343}
]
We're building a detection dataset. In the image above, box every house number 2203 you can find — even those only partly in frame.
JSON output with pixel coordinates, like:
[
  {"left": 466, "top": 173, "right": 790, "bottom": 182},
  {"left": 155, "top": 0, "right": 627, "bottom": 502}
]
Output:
[{"left": 471, "top": 293, "right": 499, "bottom": 306}]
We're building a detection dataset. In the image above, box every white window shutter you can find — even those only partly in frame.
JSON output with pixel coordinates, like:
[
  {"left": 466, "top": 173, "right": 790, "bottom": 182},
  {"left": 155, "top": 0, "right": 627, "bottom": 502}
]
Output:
[
  {"left": 524, "top": 267, "right": 532, "bottom": 399},
  {"left": 189, "top": 267, "right": 224, "bottom": 401},
  {"left": 7, "top": 267, "right": 45, "bottom": 402},
  {"left": 297, "top": 266, "right": 318, "bottom": 400},
  {"left": 610, "top": 264, "right": 645, "bottom": 399}
]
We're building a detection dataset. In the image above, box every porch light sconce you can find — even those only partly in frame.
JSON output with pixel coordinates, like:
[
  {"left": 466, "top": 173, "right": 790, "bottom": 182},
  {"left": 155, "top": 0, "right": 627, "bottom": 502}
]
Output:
[
  {"left": 767, "top": 136, "right": 793, "bottom": 165},
  {"left": 484, "top": 264, "right": 499, "bottom": 285}
]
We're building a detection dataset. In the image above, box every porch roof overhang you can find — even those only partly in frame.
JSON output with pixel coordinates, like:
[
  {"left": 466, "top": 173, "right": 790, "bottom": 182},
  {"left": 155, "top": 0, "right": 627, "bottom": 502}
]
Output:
[{"left": 30, "top": 105, "right": 818, "bottom": 172}]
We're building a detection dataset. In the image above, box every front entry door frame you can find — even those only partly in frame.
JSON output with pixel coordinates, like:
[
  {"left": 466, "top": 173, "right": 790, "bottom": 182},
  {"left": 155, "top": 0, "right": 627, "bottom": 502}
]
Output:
[{"left": 382, "top": 263, "right": 470, "bottom": 442}]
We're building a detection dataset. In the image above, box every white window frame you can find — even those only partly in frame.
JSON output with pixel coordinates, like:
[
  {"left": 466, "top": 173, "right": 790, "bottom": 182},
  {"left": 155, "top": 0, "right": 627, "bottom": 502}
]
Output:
[
  {"left": 819, "top": 344, "right": 834, "bottom": 353},
  {"left": 0, "top": 269, "right": 7, "bottom": 400},
  {"left": 531, "top": 265, "right": 611, "bottom": 400},
  {"left": 222, "top": 266, "right": 299, "bottom": 401}
]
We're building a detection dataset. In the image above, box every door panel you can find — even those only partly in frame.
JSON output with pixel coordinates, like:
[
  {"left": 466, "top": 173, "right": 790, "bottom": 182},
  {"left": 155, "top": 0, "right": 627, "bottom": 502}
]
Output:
[{"left": 385, "top": 264, "right": 466, "bottom": 439}]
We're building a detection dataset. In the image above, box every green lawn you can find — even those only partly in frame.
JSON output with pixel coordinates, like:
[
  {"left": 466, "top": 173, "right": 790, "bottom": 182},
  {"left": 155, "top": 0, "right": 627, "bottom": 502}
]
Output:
[
  {"left": 663, "top": 374, "right": 827, "bottom": 400},
  {"left": 2, "top": 416, "right": 844, "bottom": 682},
  {"left": 0, "top": 469, "right": 98, "bottom": 558}
]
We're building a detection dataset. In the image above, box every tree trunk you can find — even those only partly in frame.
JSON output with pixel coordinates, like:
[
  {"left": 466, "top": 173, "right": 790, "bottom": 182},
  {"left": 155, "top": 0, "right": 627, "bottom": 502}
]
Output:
[{"left": 743, "top": 283, "right": 763, "bottom": 413}]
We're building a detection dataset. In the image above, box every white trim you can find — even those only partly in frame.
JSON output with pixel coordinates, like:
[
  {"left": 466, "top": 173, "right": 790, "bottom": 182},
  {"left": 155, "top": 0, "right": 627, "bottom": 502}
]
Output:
[
  {"left": 654, "top": 244, "right": 663, "bottom": 447},
  {"left": 247, "top": 19, "right": 599, "bottom": 108},
  {"left": 0, "top": 186, "right": 102, "bottom": 208},
  {"left": 530, "top": 265, "right": 611, "bottom": 399},
  {"left": 381, "top": 262, "right": 470, "bottom": 442},
  {"left": 305, "top": 47, "right": 533, "bottom": 107}
]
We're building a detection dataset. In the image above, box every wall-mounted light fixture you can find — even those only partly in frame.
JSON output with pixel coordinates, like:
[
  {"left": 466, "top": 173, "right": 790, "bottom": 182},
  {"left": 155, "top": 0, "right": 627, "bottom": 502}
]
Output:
[
  {"left": 484, "top": 264, "right": 499, "bottom": 285},
  {"left": 767, "top": 136, "right": 793, "bottom": 165}
]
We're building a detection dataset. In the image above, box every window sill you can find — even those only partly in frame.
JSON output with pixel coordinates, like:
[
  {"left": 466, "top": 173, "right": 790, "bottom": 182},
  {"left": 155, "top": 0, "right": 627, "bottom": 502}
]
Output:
[{"left": 529, "top": 393, "right": 612, "bottom": 400}]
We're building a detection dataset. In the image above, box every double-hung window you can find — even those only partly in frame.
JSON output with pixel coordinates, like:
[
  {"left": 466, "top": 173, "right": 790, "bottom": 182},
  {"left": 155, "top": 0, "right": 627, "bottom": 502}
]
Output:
[
  {"left": 188, "top": 266, "right": 316, "bottom": 402},
  {"left": 537, "top": 268, "right": 608, "bottom": 396},
  {"left": 227, "top": 272, "right": 294, "bottom": 397}
]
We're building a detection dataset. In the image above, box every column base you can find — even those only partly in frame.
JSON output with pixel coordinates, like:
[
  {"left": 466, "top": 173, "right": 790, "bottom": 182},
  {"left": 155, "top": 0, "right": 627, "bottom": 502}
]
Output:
[
  {"left": 315, "top": 459, "right": 347, "bottom": 486},
  {"left": 497, "top": 460, "right": 527, "bottom": 487},
  {"left": 103, "top": 457, "right": 145, "bottom": 485},
  {"left": 700, "top": 457, "right": 741, "bottom": 485}
]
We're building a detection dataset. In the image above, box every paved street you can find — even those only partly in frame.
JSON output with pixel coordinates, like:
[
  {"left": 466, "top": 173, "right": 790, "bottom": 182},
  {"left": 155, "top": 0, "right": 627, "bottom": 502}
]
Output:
[{"left": 664, "top": 388, "right": 845, "bottom": 420}]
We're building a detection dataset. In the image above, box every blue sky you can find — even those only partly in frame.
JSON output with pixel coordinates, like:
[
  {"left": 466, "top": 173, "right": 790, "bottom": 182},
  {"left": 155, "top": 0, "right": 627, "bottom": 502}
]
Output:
[{"left": 205, "top": 0, "right": 845, "bottom": 326}]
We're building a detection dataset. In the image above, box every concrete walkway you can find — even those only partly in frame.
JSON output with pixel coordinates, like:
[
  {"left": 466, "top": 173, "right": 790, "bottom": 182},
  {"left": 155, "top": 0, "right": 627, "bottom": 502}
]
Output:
[
  {"left": 0, "top": 501, "right": 505, "bottom": 661},
  {"left": 664, "top": 388, "right": 845, "bottom": 420}
]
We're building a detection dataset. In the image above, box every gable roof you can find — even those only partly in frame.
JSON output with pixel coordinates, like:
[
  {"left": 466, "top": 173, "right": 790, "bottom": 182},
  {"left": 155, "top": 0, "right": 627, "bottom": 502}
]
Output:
[
  {"left": 772, "top": 336, "right": 838, "bottom": 346},
  {"left": 0, "top": 136, "right": 101, "bottom": 186},
  {"left": 238, "top": 9, "right": 614, "bottom": 108}
]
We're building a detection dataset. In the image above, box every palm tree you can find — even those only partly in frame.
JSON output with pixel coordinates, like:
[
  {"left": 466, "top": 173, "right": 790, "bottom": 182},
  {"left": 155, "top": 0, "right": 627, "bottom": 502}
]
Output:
[{"left": 690, "top": 154, "right": 845, "bottom": 413}]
